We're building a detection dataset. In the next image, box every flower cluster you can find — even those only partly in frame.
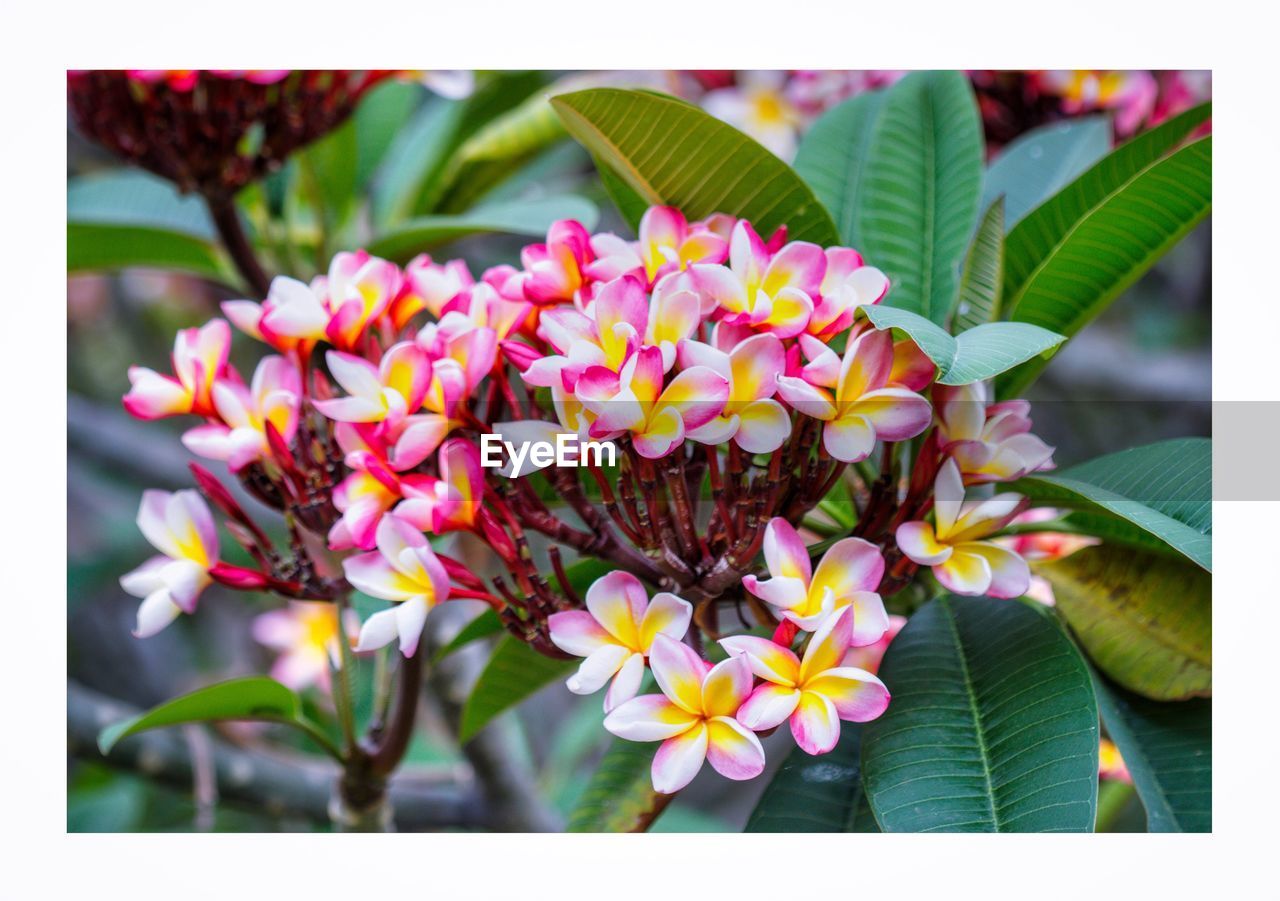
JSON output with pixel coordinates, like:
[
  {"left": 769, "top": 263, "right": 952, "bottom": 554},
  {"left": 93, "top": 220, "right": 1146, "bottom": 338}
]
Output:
[{"left": 120, "top": 204, "right": 1059, "bottom": 793}]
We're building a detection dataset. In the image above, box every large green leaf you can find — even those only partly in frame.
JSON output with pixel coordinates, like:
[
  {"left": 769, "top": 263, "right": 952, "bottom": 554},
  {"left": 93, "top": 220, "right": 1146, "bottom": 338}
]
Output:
[
  {"left": 745, "top": 726, "right": 878, "bottom": 832},
  {"left": 551, "top": 88, "right": 839, "bottom": 245},
  {"left": 998, "top": 104, "right": 1211, "bottom": 395},
  {"left": 856, "top": 71, "right": 984, "bottom": 325},
  {"left": 982, "top": 116, "right": 1111, "bottom": 229},
  {"left": 566, "top": 738, "right": 663, "bottom": 832},
  {"left": 952, "top": 199, "right": 1005, "bottom": 331},
  {"left": 1037, "top": 545, "right": 1211, "bottom": 701},
  {"left": 458, "top": 637, "right": 575, "bottom": 742},
  {"left": 67, "top": 171, "right": 234, "bottom": 282},
  {"left": 1011, "top": 437, "right": 1211, "bottom": 570},
  {"left": 793, "top": 89, "right": 891, "bottom": 244},
  {"left": 862, "top": 596, "right": 1099, "bottom": 832},
  {"left": 367, "top": 195, "right": 599, "bottom": 262},
  {"left": 862, "top": 306, "right": 1064, "bottom": 385},
  {"left": 353, "top": 79, "right": 424, "bottom": 189},
  {"left": 97, "top": 677, "right": 340, "bottom": 760},
  {"left": 1092, "top": 669, "right": 1211, "bottom": 832}
]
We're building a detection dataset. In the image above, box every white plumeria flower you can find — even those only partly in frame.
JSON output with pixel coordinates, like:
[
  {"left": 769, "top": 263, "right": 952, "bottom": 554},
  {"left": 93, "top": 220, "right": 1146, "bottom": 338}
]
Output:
[
  {"left": 252, "top": 602, "right": 359, "bottom": 694},
  {"left": 701, "top": 70, "right": 803, "bottom": 160},
  {"left": 342, "top": 514, "right": 451, "bottom": 657},
  {"left": 120, "top": 490, "right": 220, "bottom": 638},
  {"left": 721, "top": 606, "right": 890, "bottom": 755},
  {"left": 548, "top": 571, "right": 693, "bottom": 712},
  {"left": 604, "top": 634, "right": 766, "bottom": 794}
]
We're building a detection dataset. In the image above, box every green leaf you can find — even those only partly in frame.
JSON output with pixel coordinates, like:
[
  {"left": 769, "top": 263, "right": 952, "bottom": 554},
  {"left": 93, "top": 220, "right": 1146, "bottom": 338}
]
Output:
[
  {"left": 433, "top": 608, "right": 503, "bottom": 662},
  {"left": 1092, "top": 670, "right": 1211, "bottom": 832},
  {"left": 67, "top": 172, "right": 234, "bottom": 283},
  {"left": 366, "top": 195, "right": 599, "bottom": 262},
  {"left": 793, "top": 89, "right": 891, "bottom": 244},
  {"left": 861, "top": 596, "right": 1099, "bottom": 832},
  {"left": 595, "top": 154, "right": 652, "bottom": 231},
  {"left": 999, "top": 104, "right": 1212, "bottom": 395},
  {"left": 1037, "top": 545, "right": 1211, "bottom": 701},
  {"left": 1010, "top": 437, "right": 1211, "bottom": 570},
  {"left": 551, "top": 88, "right": 839, "bottom": 245},
  {"left": 432, "top": 88, "right": 570, "bottom": 213},
  {"left": 862, "top": 306, "right": 1064, "bottom": 385},
  {"left": 566, "top": 738, "right": 662, "bottom": 832},
  {"left": 746, "top": 726, "right": 878, "bottom": 832},
  {"left": 982, "top": 116, "right": 1111, "bottom": 229},
  {"left": 97, "top": 677, "right": 340, "bottom": 760},
  {"left": 952, "top": 199, "right": 1005, "bottom": 331},
  {"left": 353, "top": 79, "right": 424, "bottom": 189},
  {"left": 856, "top": 71, "right": 984, "bottom": 325},
  {"left": 458, "top": 637, "right": 575, "bottom": 742}
]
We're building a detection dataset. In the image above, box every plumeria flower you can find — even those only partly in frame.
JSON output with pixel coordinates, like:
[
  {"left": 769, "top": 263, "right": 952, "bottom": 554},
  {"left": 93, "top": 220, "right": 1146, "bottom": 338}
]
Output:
[
  {"left": 343, "top": 514, "right": 451, "bottom": 656},
  {"left": 776, "top": 327, "right": 932, "bottom": 462},
  {"left": 676, "top": 332, "right": 791, "bottom": 453},
  {"left": 643, "top": 276, "right": 702, "bottom": 371},
  {"left": 491, "top": 382, "right": 603, "bottom": 477},
  {"left": 1098, "top": 739, "right": 1132, "bottom": 783},
  {"left": 579, "top": 345, "right": 729, "bottom": 459},
  {"left": 313, "top": 343, "right": 433, "bottom": 428},
  {"left": 604, "top": 634, "right": 765, "bottom": 794},
  {"left": 692, "top": 221, "right": 823, "bottom": 338},
  {"left": 223, "top": 277, "right": 315, "bottom": 354},
  {"left": 522, "top": 274, "right": 648, "bottom": 391},
  {"left": 791, "top": 327, "right": 935, "bottom": 394},
  {"left": 701, "top": 70, "right": 804, "bottom": 160},
  {"left": 896, "top": 459, "right": 1031, "bottom": 597},
  {"left": 743, "top": 517, "right": 890, "bottom": 640},
  {"left": 934, "top": 383, "right": 1054, "bottom": 483},
  {"left": 120, "top": 490, "right": 220, "bottom": 638},
  {"left": 1037, "top": 70, "right": 1158, "bottom": 135},
  {"left": 328, "top": 423, "right": 436, "bottom": 551},
  {"left": 252, "top": 601, "right": 358, "bottom": 693},
  {"left": 311, "top": 251, "right": 402, "bottom": 351},
  {"left": 507, "top": 219, "right": 595, "bottom": 305},
  {"left": 395, "top": 438, "right": 485, "bottom": 534},
  {"left": 548, "top": 571, "right": 693, "bottom": 712},
  {"left": 588, "top": 205, "right": 729, "bottom": 287},
  {"left": 123, "top": 318, "right": 232, "bottom": 419},
  {"left": 182, "top": 355, "right": 302, "bottom": 472},
  {"left": 808, "top": 248, "right": 889, "bottom": 339},
  {"left": 721, "top": 606, "right": 890, "bottom": 755},
  {"left": 388, "top": 255, "right": 474, "bottom": 329}
]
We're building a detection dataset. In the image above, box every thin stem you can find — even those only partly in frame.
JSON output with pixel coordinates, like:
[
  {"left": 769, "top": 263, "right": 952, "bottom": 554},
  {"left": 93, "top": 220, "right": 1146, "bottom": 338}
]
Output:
[
  {"left": 206, "top": 194, "right": 272, "bottom": 296},
  {"left": 369, "top": 641, "right": 425, "bottom": 775}
]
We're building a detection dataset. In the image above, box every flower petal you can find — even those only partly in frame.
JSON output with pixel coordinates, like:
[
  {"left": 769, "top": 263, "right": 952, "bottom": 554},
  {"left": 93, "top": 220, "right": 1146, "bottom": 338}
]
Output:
[
  {"left": 651, "top": 723, "right": 709, "bottom": 794},
  {"left": 799, "top": 605, "right": 855, "bottom": 683},
  {"left": 805, "top": 667, "right": 891, "bottom": 723},
  {"left": 604, "top": 651, "right": 647, "bottom": 712},
  {"left": 604, "top": 694, "right": 701, "bottom": 742},
  {"left": 638, "top": 592, "right": 693, "bottom": 651},
  {"left": 851, "top": 387, "right": 933, "bottom": 442},
  {"left": 959, "top": 543, "right": 1031, "bottom": 599},
  {"left": 822, "top": 414, "right": 876, "bottom": 462},
  {"left": 896, "top": 521, "right": 953, "bottom": 566},
  {"left": 808, "top": 537, "right": 885, "bottom": 607},
  {"left": 735, "top": 684, "right": 802, "bottom": 731},
  {"left": 718, "top": 635, "right": 800, "bottom": 685},
  {"left": 706, "top": 716, "right": 767, "bottom": 781},
  {"left": 585, "top": 571, "right": 647, "bottom": 649},
  {"left": 791, "top": 690, "right": 841, "bottom": 755},
  {"left": 649, "top": 633, "right": 709, "bottom": 715},
  {"left": 934, "top": 549, "right": 994, "bottom": 596},
  {"left": 701, "top": 654, "right": 754, "bottom": 718},
  {"left": 566, "top": 643, "right": 632, "bottom": 695},
  {"left": 548, "top": 610, "right": 613, "bottom": 657},
  {"left": 735, "top": 399, "right": 791, "bottom": 454}
]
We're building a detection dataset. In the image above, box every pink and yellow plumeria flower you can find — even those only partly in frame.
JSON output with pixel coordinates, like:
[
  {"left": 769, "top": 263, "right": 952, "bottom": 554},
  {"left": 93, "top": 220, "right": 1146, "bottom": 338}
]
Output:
[
  {"left": 722, "top": 606, "right": 890, "bottom": 755},
  {"left": 588, "top": 205, "right": 729, "bottom": 287},
  {"left": 579, "top": 345, "right": 729, "bottom": 459},
  {"left": 692, "top": 221, "right": 822, "bottom": 338},
  {"left": 123, "top": 318, "right": 232, "bottom": 419},
  {"left": 743, "top": 517, "right": 890, "bottom": 640},
  {"left": 395, "top": 438, "right": 484, "bottom": 534},
  {"left": 389, "top": 254, "right": 474, "bottom": 329},
  {"left": 313, "top": 342, "right": 433, "bottom": 429},
  {"left": 776, "top": 327, "right": 932, "bottom": 462},
  {"left": 507, "top": 219, "right": 595, "bottom": 305},
  {"left": 313, "top": 251, "right": 402, "bottom": 351},
  {"left": 548, "top": 571, "right": 694, "bottom": 712},
  {"left": 182, "top": 355, "right": 302, "bottom": 472},
  {"left": 343, "top": 514, "right": 451, "bottom": 656},
  {"left": 934, "top": 383, "right": 1055, "bottom": 483},
  {"left": 120, "top": 489, "right": 220, "bottom": 638},
  {"left": 604, "top": 634, "right": 766, "bottom": 793},
  {"left": 223, "top": 278, "right": 316, "bottom": 355},
  {"left": 643, "top": 275, "right": 703, "bottom": 371},
  {"left": 675, "top": 332, "right": 792, "bottom": 453},
  {"left": 1037, "top": 70, "right": 1158, "bottom": 135},
  {"left": 896, "top": 459, "right": 1031, "bottom": 598},
  {"left": 808, "top": 248, "right": 889, "bottom": 339},
  {"left": 252, "top": 601, "right": 358, "bottom": 694},
  {"left": 522, "top": 274, "right": 648, "bottom": 391},
  {"left": 791, "top": 327, "right": 935, "bottom": 394},
  {"left": 328, "top": 423, "right": 435, "bottom": 551}
]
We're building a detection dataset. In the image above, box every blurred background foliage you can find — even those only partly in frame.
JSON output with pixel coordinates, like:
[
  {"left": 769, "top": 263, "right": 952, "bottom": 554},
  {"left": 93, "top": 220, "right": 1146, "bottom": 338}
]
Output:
[{"left": 67, "top": 69, "right": 1207, "bottom": 832}]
